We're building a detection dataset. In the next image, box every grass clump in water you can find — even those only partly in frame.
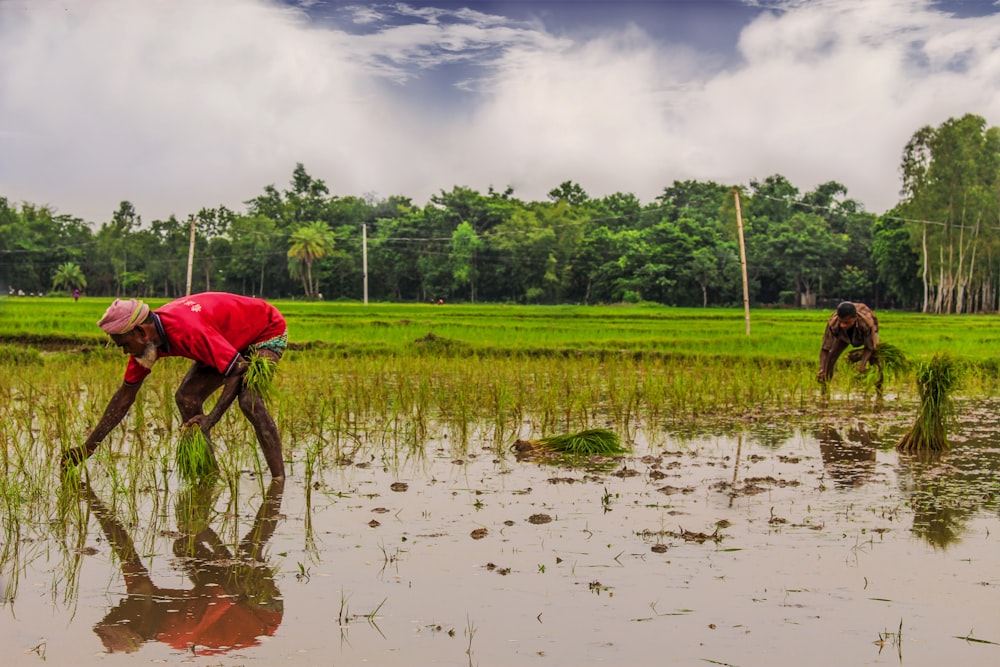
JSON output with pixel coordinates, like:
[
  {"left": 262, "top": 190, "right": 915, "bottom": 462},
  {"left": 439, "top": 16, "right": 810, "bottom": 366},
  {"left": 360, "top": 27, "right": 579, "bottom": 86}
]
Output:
[
  {"left": 176, "top": 424, "right": 218, "bottom": 482},
  {"left": 897, "top": 352, "right": 962, "bottom": 453}
]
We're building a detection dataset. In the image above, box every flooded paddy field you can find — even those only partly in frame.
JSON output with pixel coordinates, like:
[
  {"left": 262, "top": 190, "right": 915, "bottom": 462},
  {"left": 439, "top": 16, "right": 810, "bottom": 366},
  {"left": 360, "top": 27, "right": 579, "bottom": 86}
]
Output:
[{"left": 3, "top": 401, "right": 999, "bottom": 667}]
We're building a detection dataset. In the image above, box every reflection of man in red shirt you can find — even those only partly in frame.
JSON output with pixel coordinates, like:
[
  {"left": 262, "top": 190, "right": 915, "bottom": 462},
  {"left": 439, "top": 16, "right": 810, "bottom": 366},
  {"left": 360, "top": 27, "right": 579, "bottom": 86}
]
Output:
[
  {"left": 63, "top": 292, "right": 288, "bottom": 478},
  {"left": 85, "top": 479, "right": 285, "bottom": 655}
]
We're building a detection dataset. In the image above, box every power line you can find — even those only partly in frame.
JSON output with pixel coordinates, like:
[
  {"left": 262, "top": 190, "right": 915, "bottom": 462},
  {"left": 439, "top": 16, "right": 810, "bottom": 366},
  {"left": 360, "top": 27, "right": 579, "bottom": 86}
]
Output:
[{"left": 753, "top": 192, "right": 998, "bottom": 231}]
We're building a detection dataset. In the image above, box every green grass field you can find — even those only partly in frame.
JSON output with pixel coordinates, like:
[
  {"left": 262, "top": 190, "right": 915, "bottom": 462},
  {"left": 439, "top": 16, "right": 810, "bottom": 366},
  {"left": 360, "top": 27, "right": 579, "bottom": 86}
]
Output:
[{"left": 2, "top": 296, "right": 999, "bottom": 366}]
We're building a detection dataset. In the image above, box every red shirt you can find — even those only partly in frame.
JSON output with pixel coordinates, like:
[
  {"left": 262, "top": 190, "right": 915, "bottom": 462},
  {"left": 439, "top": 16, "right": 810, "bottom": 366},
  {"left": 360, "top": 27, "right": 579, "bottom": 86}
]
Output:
[
  {"left": 154, "top": 590, "right": 283, "bottom": 655},
  {"left": 124, "top": 293, "right": 286, "bottom": 385}
]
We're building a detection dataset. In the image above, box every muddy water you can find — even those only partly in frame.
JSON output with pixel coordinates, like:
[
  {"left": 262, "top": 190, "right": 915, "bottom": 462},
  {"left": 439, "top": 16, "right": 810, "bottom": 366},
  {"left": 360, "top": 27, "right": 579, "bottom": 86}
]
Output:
[{"left": 2, "top": 408, "right": 999, "bottom": 666}]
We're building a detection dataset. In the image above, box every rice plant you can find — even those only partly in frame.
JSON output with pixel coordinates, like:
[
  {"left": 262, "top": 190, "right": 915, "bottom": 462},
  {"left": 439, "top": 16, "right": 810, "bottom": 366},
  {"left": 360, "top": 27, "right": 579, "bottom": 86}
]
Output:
[
  {"left": 176, "top": 424, "right": 218, "bottom": 482},
  {"left": 897, "top": 352, "right": 963, "bottom": 453},
  {"left": 846, "top": 342, "right": 908, "bottom": 399},
  {"left": 243, "top": 352, "right": 278, "bottom": 406},
  {"left": 847, "top": 342, "right": 907, "bottom": 375},
  {"left": 872, "top": 342, "right": 907, "bottom": 374}
]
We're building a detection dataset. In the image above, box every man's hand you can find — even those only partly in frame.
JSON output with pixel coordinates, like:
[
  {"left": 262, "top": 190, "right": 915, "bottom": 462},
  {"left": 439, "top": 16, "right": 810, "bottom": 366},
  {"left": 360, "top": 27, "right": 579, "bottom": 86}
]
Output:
[
  {"left": 184, "top": 414, "right": 212, "bottom": 432},
  {"left": 61, "top": 445, "right": 88, "bottom": 470},
  {"left": 816, "top": 369, "right": 827, "bottom": 383},
  {"left": 856, "top": 362, "right": 868, "bottom": 373}
]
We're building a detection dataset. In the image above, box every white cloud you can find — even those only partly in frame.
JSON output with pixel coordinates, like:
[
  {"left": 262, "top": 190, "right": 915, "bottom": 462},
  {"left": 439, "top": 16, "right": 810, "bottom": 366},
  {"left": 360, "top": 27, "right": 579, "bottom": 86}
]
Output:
[
  {"left": 702, "top": 0, "right": 1000, "bottom": 208},
  {"left": 1, "top": 0, "right": 999, "bottom": 223},
  {"left": 346, "top": 4, "right": 384, "bottom": 25}
]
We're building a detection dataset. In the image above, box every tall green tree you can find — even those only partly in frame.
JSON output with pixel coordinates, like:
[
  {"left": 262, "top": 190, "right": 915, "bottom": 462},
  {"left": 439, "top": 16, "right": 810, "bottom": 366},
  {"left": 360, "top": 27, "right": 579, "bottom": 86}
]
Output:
[
  {"left": 146, "top": 215, "right": 189, "bottom": 296},
  {"left": 898, "top": 114, "right": 1000, "bottom": 313},
  {"left": 286, "top": 162, "right": 331, "bottom": 226},
  {"left": 0, "top": 201, "right": 92, "bottom": 293},
  {"left": 108, "top": 201, "right": 140, "bottom": 296},
  {"left": 227, "top": 214, "right": 279, "bottom": 297},
  {"left": 657, "top": 179, "right": 731, "bottom": 225},
  {"left": 548, "top": 181, "right": 589, "bottom": 206},
  {"left": 763, "top": 212, "right": 846, "bottom": 307},
  {"left": 871, "top": 214, "right": 921, "bottom": 308},
  {"left": 566, "top": 226, "right": 633, "bottom": 304},
  {"left": 51, "top": 261, "right": 87, "bottom": 292},
  {"left": 287, "top": 221, "right": 334, "bottom": 298},
  {"left": 450, "top": 221, "right": 483, "bottom": 301},
  {"left": 744, "top": 175, "right": 800, "bottom": 303}
]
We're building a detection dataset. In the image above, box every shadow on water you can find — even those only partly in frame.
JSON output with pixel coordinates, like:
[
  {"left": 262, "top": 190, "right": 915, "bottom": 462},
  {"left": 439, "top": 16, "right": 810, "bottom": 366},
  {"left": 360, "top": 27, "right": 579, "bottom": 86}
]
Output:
[{"left": 81, "top": 478, "right": 285, "bottom": 655}]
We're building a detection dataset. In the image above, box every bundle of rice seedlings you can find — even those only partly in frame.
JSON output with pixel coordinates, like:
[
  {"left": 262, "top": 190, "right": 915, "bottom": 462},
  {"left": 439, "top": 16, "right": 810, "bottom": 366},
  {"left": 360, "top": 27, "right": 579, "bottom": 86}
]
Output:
[
  {"left": 243, "top": 352, "right": 278, "bottom": 406},
  {"left": 847, "top": 342, "right": 908, "bottom": 375},
  {"left": 176, "top": 424, "right": 218, "bottom": 482},
  {"left": 514, "top": 428, "right": 629, "bottom": 457},
  {"left": 896, "top": 352, "right": 962, "bottom": 453}
]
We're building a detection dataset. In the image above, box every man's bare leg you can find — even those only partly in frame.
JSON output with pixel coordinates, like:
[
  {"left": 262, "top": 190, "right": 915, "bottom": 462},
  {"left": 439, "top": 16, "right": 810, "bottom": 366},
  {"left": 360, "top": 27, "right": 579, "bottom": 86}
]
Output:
[{"left": 238, "top": 349, "right": 285, "bottom": 479}]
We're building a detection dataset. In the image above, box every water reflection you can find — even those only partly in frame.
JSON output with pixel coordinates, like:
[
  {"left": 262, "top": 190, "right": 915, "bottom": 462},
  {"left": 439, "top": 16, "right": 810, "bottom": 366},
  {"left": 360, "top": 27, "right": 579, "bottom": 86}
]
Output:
[
  {"left": 83, "top": 479, "right": 285, "bottom": 655},
  {"left": 816, "top": 423, "right": 877, "bottom": 489},
  {"left": 896, "top": 450, "right": 981, "bottom": 549},
  {"left": 815, "top": 421, "right": 999, "bottom": 547},
  {"left": 747, "top": 420, "right": 796, "bottom": 450}
]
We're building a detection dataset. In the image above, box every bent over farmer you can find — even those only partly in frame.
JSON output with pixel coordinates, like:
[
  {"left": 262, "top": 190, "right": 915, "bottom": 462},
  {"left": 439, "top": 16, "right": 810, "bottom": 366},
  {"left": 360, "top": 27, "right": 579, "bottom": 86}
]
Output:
[
  {"left": 63, "top": 292, "right": 287, "bottom": 478},
  {"left": 817, "top": 301, "right": 881, "bottom": 388}
]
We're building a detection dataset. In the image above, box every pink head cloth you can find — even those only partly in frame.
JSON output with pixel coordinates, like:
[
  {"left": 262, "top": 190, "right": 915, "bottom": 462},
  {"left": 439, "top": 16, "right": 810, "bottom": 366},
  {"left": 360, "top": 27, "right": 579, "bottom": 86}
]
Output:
[{"left": 97, "top": 299, "right": 150, "bottom": 335}]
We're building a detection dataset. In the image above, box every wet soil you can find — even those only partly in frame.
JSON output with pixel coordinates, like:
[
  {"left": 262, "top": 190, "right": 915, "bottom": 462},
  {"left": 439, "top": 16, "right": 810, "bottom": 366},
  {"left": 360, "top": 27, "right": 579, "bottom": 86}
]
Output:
[{"left": 2, "top": 402, "right": 999, "bottom": 666}]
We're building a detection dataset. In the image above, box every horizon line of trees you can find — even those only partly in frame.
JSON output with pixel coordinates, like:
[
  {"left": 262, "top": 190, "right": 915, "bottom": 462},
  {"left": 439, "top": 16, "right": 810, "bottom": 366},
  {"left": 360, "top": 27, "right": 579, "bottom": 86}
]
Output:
[{"left": 1, "top": 114, "right": 997, "bottom": 313}]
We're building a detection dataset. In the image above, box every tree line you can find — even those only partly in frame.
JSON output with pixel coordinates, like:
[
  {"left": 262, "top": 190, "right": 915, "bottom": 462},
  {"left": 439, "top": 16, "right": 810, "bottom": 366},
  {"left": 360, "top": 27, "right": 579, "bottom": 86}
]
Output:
[{"left": 1, "top": 114, "right": 997, "bottom": 312}]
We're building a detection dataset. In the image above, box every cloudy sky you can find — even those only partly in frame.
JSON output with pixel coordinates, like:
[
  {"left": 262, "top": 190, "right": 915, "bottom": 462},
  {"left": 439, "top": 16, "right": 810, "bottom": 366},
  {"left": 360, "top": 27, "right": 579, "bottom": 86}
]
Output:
[{"left": 1, "top": 0, "right": 999, "bottom": 224}]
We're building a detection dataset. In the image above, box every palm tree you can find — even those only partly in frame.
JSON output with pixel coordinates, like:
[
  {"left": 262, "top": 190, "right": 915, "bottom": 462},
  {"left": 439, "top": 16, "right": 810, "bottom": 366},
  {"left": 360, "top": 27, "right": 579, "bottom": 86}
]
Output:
[
  {"left": 287, "top": 221, "right": 333, "bottom": 298},
  {"left": 51, "top": 261, "right": 87, "bottom": 293}
]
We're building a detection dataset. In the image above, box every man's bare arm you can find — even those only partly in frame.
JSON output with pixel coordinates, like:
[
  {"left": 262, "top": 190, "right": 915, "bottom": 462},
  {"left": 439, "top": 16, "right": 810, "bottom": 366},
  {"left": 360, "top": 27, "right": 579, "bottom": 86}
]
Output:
[
  {"left": 62, "top": 383, "right": 140, "bottom": 467},
  {"left": 191, "top": 356, "right": 247, "bottom": 431}
]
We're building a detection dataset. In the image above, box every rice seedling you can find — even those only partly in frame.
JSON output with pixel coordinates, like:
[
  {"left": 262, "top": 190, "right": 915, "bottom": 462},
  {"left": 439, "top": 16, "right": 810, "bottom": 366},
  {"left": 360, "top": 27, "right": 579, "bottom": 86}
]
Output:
[
  {"left": 243, "top": 352, "right": 278, "bottom": 407},
  {"left": 176, "top": 424, "right": 218, "bottom": 482},
  {"left": 465, "top": 615, "right": 477, "bottom": 665},
  {"left": 897, "top": 352, "right": 963, "bottom": 453},
  {"left": 539, "top": 427, "right": 628, "bottom": 455},
  {"left": 847, "top": 342, "right": 908, "bottom": 380},
  {"left": 844, "top": 342, "right": 907, "bottom": 401},
  {"left": 870, "top": 341, "right": 908, "bottom": 374}
]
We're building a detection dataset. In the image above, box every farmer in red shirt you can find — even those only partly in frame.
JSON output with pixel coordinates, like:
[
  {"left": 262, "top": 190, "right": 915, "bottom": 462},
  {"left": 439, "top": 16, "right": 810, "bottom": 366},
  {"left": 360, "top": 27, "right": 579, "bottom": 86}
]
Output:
[{"left": 63, "top": 292, "right": 287, "bottom": 478}]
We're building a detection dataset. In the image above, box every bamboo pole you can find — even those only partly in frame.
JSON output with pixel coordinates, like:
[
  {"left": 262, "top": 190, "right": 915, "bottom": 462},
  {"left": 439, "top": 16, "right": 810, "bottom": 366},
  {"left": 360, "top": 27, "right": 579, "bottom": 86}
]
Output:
[{"left": 734, "top": 189, "right": 751, "bottom": 335}]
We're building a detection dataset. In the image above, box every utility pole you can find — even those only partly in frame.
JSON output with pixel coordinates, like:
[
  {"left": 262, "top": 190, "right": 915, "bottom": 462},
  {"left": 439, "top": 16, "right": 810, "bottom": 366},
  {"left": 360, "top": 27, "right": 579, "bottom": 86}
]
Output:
[
  {"left": 362, "top": 223, "right": 369, "bottom": 305},
  {"left": 734, "top": 189, "right": 751, "bottom": 336},
  {"left": 185, "top": 215, "right": 196, "bottom": 296}
]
